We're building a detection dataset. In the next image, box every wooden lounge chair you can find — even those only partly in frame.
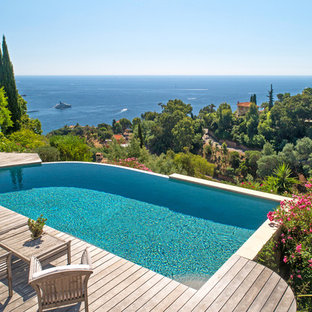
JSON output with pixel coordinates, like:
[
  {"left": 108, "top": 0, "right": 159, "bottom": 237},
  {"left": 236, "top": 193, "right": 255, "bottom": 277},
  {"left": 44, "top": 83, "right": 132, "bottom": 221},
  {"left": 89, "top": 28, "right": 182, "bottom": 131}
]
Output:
[
  {"left": 0, "top": 247, "right": 12, "bottom": 297},
  {"left": 29, "top": 248, "right": 93, "bottom": 312}
]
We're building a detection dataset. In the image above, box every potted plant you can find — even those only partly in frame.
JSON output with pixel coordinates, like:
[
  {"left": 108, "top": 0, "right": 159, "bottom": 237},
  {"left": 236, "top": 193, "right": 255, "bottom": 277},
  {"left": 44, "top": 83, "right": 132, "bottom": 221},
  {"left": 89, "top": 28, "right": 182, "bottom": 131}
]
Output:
[{"left": 28, "top": 215, "right": 47, "bottom": 239}]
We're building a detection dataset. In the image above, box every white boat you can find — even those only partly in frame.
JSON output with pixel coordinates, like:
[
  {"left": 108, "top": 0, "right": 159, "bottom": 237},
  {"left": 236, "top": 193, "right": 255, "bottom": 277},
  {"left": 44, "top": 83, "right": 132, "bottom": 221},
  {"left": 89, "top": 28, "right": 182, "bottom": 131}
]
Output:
[{"left": 54, "top": 101, "right": 71, "bottom": 110}]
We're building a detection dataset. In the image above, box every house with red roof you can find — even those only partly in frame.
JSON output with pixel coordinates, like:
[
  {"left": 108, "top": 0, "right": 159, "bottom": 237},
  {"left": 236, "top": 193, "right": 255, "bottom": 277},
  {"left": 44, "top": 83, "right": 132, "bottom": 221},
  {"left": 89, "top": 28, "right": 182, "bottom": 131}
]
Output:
[
  {"left": 237, "top": 101, "right": 258, "bottom": 116},
  {"left": 113, "top": 134, "right": 125, "bottom": 143}
]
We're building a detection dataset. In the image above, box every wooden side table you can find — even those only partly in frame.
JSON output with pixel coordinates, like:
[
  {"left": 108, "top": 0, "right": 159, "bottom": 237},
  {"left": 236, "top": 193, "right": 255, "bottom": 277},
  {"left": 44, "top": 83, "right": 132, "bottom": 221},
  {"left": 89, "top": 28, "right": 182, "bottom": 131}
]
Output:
[{"left": 0, "top": 248, "right": 12, "bottom": 297}]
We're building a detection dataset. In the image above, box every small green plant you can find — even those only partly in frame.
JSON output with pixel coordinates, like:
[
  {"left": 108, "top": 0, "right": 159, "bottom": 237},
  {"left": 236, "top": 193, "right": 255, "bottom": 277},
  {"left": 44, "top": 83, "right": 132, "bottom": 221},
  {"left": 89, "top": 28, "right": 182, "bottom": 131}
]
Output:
[{"left": 28, "top": 214, "right": 47, "bottom": 239}]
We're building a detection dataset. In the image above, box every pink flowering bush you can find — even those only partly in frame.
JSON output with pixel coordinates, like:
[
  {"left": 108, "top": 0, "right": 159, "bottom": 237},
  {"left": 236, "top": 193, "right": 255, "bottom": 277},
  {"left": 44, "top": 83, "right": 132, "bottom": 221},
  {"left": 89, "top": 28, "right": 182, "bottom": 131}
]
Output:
[
  {"left": 267, "top": 179, "right": 312, "bottom": 303},
  {"left": 240, "top": 181, "right": 267, "bottom": 192},
  {"left": 113, "top": 157, "right": 152, "bottom": 172}
]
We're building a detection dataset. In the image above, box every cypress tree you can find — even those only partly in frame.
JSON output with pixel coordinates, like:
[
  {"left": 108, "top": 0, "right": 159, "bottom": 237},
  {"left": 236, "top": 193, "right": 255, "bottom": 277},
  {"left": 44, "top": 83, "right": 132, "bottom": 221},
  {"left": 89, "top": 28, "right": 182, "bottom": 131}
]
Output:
[
  {"left": 0, "top": 48, "right": 3, "bottom": 84},
  {"left": 250, "top": 94, "right": 257, "bottom": 105},
  {"left": 1, "top": 36, "right": 21, "bottom": 132},
  {"left": 268, "top": 84, "right": 274, "bottom": 110},
  {"left": 138, "top": 123, "right": 144, "bottom": 148}
]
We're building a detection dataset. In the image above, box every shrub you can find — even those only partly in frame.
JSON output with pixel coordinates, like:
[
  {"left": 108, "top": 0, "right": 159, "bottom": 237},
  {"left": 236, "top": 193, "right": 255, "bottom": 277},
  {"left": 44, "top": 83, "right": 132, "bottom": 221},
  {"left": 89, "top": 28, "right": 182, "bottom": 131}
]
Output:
[
  {"left": 50, "top": 135, "right": 92, "bottom": 161},
  {"left": 267, "top": 180, "right": 312, "bottom": 308},
  {"left": 35, "top": 146, "right": 60, "bottom": 162},
  {"left": 174, "top": 152, "right": 215, "bottom": 178},
  {"left": 113, "top": 157, "right": 152, "bottom": 172},
  {"left": 9, "top": 129, "right": 47, "bottom": 150}
]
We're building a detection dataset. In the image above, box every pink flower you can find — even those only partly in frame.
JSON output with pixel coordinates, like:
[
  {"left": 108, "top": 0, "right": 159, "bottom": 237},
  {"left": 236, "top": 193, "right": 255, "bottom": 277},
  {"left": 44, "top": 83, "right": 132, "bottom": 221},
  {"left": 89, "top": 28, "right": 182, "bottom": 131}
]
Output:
[
  {"left": 283, "top": 256, "right": 288, "bottom": 263},
  {"left": 296, "top": 244, "right": 302, "bottom": 253},
  {"left": 281, "top": 238, "right": 286, "bottom": 244},
  {"left": 267, "top": 211, "right": 274, "bottom": 222},
  {"left": 297, "top": 275, "right": 302, "bottom": 279}
]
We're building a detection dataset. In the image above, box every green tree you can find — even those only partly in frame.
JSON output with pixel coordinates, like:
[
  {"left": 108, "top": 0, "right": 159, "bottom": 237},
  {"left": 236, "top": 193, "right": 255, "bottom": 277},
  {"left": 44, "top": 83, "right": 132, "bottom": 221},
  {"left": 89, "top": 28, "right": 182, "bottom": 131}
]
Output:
[
  {"left": 112, "top": 120, "right": 123, "bottom": 134},
  {"left": 250, "top": 94, "right": 257, "bottom": 105},
  {"left": 0, "top": 87, "right": 12, "bottom": 132},
  {"left": 160, "top": 99, "right": 192, "bottom": 115},
  {"left": 229, "top": 151, "right": 240, "bottom": 170},
  {"left": 258, "top": 110, "right": 274, "bottom": 142},
  {"left": 172, "top": 117, "right": 195, "bottom": 152},
  {"left": 118, "top": 118, "right": 132, "bottom": 132},
  {"left": 141, "top": 111, "right": 158, "bottom": 121},
  {"left": 137, "top": 122, "right": 144, "bottom": 148},
  {"left": 245, "top": 102, "right": 259, "bottom": 140},
  {"left": 0, "top": 36, "right": 21, "bottom": 132},
  {"left": 262, "top": 142, "right": 275, "bottom": 156},
  {"left": 270, "top": 89, "right": 312, "bottom": 148},
  {"left": 18, "top": 95, "right": 42, "bottom": 134},
  {"left": 257, "top": 154, "right": 280, "bottom": 178},
  {"left": 132, "top": 117, "right": 141, "bottom": 127},
  {"left": 294, "top": 137, "right": 312, "bottom": 177},
  {"left": 215, "top": 103, "right": 233, "bottom": 139},
  {"left": 240, "top": 150, "right": 261, "bottom": 178},
  {"left": 268, "top": 84, "right": 274, "bottom": 110}
]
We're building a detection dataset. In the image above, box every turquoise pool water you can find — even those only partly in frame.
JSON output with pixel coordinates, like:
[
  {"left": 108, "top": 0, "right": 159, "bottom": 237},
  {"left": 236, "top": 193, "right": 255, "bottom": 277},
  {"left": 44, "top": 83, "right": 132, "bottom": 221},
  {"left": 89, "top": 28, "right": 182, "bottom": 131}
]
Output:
[{"left": 0, "top": 163, "right": 277, "bottom": 287}]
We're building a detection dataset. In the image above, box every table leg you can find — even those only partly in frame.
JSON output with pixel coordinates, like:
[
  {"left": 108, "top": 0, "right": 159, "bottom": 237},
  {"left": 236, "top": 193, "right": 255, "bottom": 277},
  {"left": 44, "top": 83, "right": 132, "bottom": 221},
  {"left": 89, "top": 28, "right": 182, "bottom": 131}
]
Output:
[
  {"left": 7, "top": 253, "right": 12, "bottom": 297},
  {"left": 67, "top": 241, "right": 71, "bottom": 265}
]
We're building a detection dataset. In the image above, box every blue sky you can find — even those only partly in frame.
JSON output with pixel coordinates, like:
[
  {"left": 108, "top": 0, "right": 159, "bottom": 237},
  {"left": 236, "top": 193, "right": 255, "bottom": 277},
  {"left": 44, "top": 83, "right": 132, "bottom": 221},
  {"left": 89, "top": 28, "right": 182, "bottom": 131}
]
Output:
[{"left": 1, "top": 0, "right": 311, "bottom": 75}]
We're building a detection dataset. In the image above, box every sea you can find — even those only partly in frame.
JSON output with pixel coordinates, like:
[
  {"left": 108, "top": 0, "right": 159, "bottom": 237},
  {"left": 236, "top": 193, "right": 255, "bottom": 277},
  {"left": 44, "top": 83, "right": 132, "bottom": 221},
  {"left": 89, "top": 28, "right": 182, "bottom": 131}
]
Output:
[{"left": 15, "top": 75, "right": 312, "bottom": 134}]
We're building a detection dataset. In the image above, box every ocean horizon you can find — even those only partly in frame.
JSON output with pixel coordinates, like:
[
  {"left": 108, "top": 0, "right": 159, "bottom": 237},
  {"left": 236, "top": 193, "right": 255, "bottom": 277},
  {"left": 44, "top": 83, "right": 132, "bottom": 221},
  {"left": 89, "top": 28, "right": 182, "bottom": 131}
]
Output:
[{"left": 16, "top": 75, "right": 312, "bottom": 134}]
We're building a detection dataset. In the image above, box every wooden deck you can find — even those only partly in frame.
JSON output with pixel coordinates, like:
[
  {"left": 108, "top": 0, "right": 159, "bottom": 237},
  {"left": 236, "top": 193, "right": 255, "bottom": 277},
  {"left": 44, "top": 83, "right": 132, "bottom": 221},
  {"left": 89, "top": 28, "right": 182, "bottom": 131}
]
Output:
[
  {"left": 0, "top": 153, "right": 41, "bottom": 169},
  {"left": 0, "top": 206, "right": 296, "bottom": 311}
]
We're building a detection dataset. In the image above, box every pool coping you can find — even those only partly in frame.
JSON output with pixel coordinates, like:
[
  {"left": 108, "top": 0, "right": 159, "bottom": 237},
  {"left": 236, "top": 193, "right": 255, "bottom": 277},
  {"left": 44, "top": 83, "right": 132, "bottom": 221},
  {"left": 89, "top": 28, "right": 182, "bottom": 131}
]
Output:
[{"left": 0, "top": 152, "right": 42, "bottom": 169}]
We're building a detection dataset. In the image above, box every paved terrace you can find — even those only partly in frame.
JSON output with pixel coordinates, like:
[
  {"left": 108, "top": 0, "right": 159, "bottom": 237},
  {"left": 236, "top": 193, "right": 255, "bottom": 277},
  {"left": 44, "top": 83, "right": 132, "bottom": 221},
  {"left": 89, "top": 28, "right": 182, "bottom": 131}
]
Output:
[
  {"left": 0, "top": 205, "right": 296, "bottom": 312},
  {"left": 0, "top": 153, "right": 41, "bottom": 169}
]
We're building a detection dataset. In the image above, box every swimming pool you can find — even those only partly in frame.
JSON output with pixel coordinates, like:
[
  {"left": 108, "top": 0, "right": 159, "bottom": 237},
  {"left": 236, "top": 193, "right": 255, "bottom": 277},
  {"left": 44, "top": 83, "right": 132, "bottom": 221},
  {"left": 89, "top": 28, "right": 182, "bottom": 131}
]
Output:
[{"left": 0, "top": 162, "right": 277, "bottom": 288}]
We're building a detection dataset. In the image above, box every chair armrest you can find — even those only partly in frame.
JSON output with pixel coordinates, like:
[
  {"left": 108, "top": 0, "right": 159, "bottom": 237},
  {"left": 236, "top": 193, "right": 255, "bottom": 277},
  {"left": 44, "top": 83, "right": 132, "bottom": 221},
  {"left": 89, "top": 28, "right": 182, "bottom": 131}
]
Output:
[
  {"left": 29, "top": 256, "right": 42, "bottom": 283},
  {"left": 81, "top": 247, "right": 92, "bottom": 269}
]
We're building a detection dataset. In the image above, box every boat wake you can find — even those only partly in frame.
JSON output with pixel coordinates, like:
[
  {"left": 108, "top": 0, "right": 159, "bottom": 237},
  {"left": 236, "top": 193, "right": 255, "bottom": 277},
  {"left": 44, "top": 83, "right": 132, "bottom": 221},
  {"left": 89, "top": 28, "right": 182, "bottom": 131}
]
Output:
[{"left": 117, "top": 108, "right": 128, "bottom": 114}]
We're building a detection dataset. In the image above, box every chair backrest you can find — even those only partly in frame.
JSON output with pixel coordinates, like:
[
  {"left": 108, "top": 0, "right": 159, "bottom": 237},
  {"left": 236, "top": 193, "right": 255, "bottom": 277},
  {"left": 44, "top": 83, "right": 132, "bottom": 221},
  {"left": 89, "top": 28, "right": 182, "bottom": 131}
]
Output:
[
  {"left": 31, "top": 269, "right": 92, "bottom": 309},
  {"left": 29, "top": 248, "right": 93, "bottom": 310}
]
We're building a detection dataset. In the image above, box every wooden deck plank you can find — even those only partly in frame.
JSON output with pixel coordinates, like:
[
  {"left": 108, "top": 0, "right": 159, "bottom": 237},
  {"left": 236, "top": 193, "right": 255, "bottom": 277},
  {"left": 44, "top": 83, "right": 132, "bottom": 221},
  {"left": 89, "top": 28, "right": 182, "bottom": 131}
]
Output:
[
  {"left": 261, "top": 277, "right": 289, "bottom": 311},
  {"left": 179, "top": 254, "right": 241, "bottom": 311},
  {"left": 233, "top": 267, "right": 273, "bottom": 312},
  {"left": 275, "top": 286, "right": 297, "bottom": 312},
  {"left": 206, "top": 259, "right": 257, "bottom": 312},
  {"left": 137, "top": 280, "right": 181, "bottom": 312},
  {"left": 164, "top": 287, "right": 197, "bottom": 311},
  {"left": 288, "top": 299, "right": 297, "bottom": 312},
  {"left": 123, "top": 277, "right": 172, "bottom": 311},
  {"left": 151, "top": 283, "right": 188, "bottom": 311},
  {"left": 97, "top": 269, "right": 157, "bottom": 311},
  {"left": 192, "top": 256, "right": 249, "bottom": 311},
  {"left": 107, "top": 271, "right": 163, "bottom": 311},
  {"left": 220, "top": 263, "right": 265, "bottom": 312},
  {"left": 246, "top": 272, "right": 281, "bottom": 311}
]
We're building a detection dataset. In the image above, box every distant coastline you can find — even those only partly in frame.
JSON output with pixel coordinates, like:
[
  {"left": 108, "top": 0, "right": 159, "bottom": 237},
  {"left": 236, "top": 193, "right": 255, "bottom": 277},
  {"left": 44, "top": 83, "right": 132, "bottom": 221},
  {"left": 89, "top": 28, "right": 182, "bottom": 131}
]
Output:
[{"left": 15, "top": 75, "right": 312, "bottom": 134}]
